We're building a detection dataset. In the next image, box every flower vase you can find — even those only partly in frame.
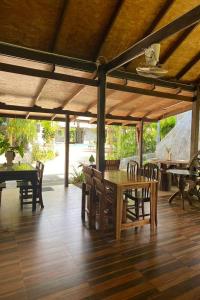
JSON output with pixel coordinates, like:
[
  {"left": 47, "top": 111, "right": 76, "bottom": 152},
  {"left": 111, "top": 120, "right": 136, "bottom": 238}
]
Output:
[{"left": 5, "top": 150, "right": 15, "bottom": 166}]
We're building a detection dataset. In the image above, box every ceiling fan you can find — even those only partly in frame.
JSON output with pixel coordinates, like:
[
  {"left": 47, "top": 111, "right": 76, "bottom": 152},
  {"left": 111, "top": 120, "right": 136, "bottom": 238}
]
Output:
[{"left": 136, "top": 43, "right": 168, "bottom": 78}]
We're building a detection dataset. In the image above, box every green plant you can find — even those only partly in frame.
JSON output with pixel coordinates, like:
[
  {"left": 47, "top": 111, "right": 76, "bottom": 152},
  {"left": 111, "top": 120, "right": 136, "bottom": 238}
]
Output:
[
  {"left": 0, "top": 138, "right": 24, "bottom": 157},
  {"left": 89, "top": 154, "right": 95, "bottom": 164},
  {"left": 32, "top": 144, "right": 56, "bottom": 162},
  {"left": 69, "top": 166, "right": 84, "bottom": 184},
  {"left": 41, "top": 121, "right": 58, "bottom": 145}
]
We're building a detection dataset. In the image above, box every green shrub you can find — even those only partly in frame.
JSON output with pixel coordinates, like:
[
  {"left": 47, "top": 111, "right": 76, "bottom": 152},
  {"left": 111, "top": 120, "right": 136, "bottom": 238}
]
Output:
[
  {"left": 69, "top": 166, "right": 84, "bottom": 184},
  {"left": 32, "top": 144, "right": 56, "bottom": 162}
]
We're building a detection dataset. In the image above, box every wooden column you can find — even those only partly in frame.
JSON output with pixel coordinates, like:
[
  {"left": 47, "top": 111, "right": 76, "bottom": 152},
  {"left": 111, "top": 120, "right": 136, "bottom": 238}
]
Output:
[
  {"left": 96, "top": 68, "right": 106, "bottom": 171},
  {"left": 138, "top": 121, "right": 144, "bottom": 168},
  {"left": 64, "top": 114, "right": 70, "bottom": 187},
  {"left": 190, "top": 86, "right": 200, "bottom": 158}
]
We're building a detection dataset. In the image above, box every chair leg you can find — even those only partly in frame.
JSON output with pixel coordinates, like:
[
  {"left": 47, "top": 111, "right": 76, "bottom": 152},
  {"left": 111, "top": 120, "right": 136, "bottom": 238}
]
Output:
[
  {"left": 39, "top": 190, "right": 44, "bottom": 208},
  {"left": 0, "top": 189, "right": 2, "bottom": 206},
  {"left": 122, "top": 199, "right": 127, "bottom": 223},
  {"left": 88, "top": 190, "right": 96, "bottom": 229},
  {"left": 81, "top": 183, "right": 86, "bottom": 221},
  {"left": 141, "top": 200, "right": 145, "bottom": 219},
  {"left": 99, "top": 195, "right": 106, "bottom": 230}
]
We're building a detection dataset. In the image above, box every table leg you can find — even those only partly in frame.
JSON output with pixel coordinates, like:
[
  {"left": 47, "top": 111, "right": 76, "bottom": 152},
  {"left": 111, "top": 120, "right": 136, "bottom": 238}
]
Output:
[
  {"left": 115, "top": 186, "right": 123, "bottom": 240},
  {"left": 150, "top": 182, "right": 157, "bottom": 232},
  {"left": 168, "top": 175, "right": 187, "bottom": 209},
  {"left": 32, "top": 178, "right": 37, "bottom": 212},
  {"left": 168, "top": 191, "right": 180, "bottom": 204}
]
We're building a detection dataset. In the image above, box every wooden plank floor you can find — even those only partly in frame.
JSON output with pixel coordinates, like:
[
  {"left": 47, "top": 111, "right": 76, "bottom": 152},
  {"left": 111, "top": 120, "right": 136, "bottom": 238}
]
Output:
[{"left": 1, "top": 185, "right": 200, "bottom": 299}]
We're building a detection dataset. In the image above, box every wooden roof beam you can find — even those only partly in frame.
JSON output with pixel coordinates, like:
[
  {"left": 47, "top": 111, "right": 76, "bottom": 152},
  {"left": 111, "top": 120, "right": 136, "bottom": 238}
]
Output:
[
  {"left": 0, "top": 102, "right": 156, "bottom": 122},
  {"left": 160, "top": 25, "right": 197, "bottom": 64},
  {"left": 0, "top": 62, "right": 98, "bottom": 86},
  {"left": 110, "top": 69, "right": 195, "bottom": 91},
  {"left": 103, "top": 5, "right": 200, "bottom": 73},
  {"left": 0, "top": 42, "right": 96, "bottom": 73},
  {"left": 107, "top": 82, "right": 193, "bottom": 102},
  {"left": 176, "top": 52, "right": 200, "bottom": 80}
]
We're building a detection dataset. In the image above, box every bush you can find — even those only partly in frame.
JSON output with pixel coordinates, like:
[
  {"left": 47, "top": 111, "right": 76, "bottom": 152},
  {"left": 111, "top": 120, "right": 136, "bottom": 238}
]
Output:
[
  {"left": 32, "top": 144, "right": 56, "bottom": 162},
  {"left": 69, "top": 166, "right": 84, "bottom": 184}
]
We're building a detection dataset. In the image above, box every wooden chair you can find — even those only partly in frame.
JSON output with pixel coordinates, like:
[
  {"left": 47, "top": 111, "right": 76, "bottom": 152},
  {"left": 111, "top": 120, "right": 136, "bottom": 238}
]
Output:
[
  {"left": 0, "top": 182, "right": 6, "bottom": 206},
  {"left": 18, "top": 161, "right": 44, "bottom": 209},
  {"left": 81, "top": 166, "right": 96, "bottom": 228},
  {"left": 93, "top": 171, "right": 114, "bottom": 230},
  {"left": 186, "top": 151, "right": 200, "bottom": 200},
  {"left": 127, "top": 160, "right": 139, "bottom": 175},
  {"left": 105, "top": 159, "right": 120, "bottom": 171},
  {"left": 124, "top": 160, "right": 140, "bottom": 220},
  {"left": 125, "top": 162, "right": 159, "bottom": 221}
]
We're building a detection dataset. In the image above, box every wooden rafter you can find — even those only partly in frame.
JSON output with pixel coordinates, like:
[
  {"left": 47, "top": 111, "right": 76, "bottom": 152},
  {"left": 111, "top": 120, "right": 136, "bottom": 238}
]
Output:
[
  {"left": 176, "top": 52, "right": 200, "bottom": 79},
  {"left": 104, "top": 5, "right": 200, "bottom": 73},
  {"left": 110, "top": 69, "right": 195, "bottom": 91},
  {"left": 160, "top": 25, "right": 196, "bottom": 64},
  {"left": 0, "top": 42, "right": 96, "bottom": 73},
  {"left": 0, "top": 102, "right": 156, "bottom": 122},
  {"left": 0, "top": 62, "right": 98, "bottom": 87},
  {"left": 107, "top": 82, "right": 193, "bottom": 102}
]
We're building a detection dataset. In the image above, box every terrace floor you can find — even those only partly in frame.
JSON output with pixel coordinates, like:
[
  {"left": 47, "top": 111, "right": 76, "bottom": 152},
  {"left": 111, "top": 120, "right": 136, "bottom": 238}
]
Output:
[{"left": 1, "top": 185, "right": 200, "bottom": 299}]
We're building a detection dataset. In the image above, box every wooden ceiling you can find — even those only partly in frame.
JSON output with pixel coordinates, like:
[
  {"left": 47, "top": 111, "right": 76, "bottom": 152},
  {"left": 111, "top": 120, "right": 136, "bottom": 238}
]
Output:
[{"left": 0, "top": 0, "right": 199, "bottom": 124}]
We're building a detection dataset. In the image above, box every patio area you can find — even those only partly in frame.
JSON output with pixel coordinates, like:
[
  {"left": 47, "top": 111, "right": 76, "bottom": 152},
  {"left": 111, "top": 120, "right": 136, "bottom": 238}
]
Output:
[
  {"left": 0, "top": 1, "right": 199, "bottom": 299},
  {"left": 1, "top": 185, "right": 200, "bottom": 299}
]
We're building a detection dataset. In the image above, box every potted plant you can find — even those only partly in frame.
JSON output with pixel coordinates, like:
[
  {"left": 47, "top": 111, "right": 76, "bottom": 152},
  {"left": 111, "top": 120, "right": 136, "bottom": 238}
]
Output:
[
  {"left": 0, "top": 138, "right": 24, "bottom": 166},
  {"left": 89, "top": 154, "right": 95, "bottom": 165}
]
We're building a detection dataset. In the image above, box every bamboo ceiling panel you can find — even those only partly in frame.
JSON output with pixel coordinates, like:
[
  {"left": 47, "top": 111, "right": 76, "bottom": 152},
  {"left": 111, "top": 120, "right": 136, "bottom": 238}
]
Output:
[
  {"left": 54, "top": 0, "right": 118, "bottom": 60},
  {"left": 37, "top": 80, "right": 84, "bottom": 108},
  {"left": 0, "top": 0, "right": 198, "bottom": 123},
  {"left": 98, "top": 0, "right": 165, "bottom": 61},
  {"left": 0, "top": 0, "right": 65, "bottom": 51},
  {"left": 127, "top": 0, "right": 200, "bottom": 78},
  {"left": 0, "top": 71, "right": 41, "bottom": 101},
  {"left": 182, "top": 60, "right": 200, "bottom": 82},
  {"left": 163, "top": 25, "right": 200, "bottom": 78}
]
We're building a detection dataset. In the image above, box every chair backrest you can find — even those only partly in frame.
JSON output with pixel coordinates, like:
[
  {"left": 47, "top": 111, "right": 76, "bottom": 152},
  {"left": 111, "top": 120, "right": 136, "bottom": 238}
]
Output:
[
  {"left": 82, "top": 165, "right": 94, "bottom": 187},
  {"left": 143, "top": 163, "right": 159, "bottom": 180},
  {"left": 105, "top": 160, "right": 120, "bottom": 171},
  {"left": 189, "top": 150, "right": 200, "bottom": 173},
  {"left": 142, "top": 163, "right": 159, "bottom": 199},
  {"left": 36, "top": 161, "right": 44, "bottom": 186},
  {"left": 93, "top": 168, "right": 103, "bottom": 181},
  {"left": 127, "top": 160, "right": 139, "bottom": 175}
]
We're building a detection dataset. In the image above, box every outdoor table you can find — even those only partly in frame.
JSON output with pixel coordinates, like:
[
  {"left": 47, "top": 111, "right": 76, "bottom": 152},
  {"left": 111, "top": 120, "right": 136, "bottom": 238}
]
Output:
[
  {"left": 150, "top": 159, "right": 189, "bottom": 191},
  {"left": 0, "top": 163, "right": 38, "bottom": 211},
  {"left": 104, "top": 170, "right": 158, "bottom": 240},
  {"left": 167, "top": 169, "right": 199, "bottom": 209}
]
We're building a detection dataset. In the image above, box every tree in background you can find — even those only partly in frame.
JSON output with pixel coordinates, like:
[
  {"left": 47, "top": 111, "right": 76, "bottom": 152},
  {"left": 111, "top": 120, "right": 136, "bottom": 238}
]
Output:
[
  {"left": 41, "top": 121, "right": 58, "bottom": 146},
  {"left": 105, "top": 116, "right": 176, "bottom": 159},
  {"left": 143, "top": 116, "right": 176, "bottom": 153},
  {"left": 160, "top": 116, "right": 176, "bottom": 139},
  {"left": 2, "top": 118, "right": 37, "bottom": 149},
  {"left": 106, "top": 126, "right": 136, "bottom": 159}
]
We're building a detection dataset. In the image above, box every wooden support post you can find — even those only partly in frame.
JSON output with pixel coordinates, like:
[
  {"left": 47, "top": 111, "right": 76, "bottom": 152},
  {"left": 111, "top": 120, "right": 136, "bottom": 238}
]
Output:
[
  {"left": 190, "top": 86, "right": 200, "bottom": 158},
  {"left": 138, "top": 121, "right": 144, "bottom": 168},
  {"left": 64, "top": 115, "right": 70, "bottom": 187},
  {"left": 96, "top": 68, "right": 106, "bottom": 171}
]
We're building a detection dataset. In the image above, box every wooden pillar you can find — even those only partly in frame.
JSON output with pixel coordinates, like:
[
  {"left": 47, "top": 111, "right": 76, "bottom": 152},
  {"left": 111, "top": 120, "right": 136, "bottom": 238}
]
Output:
[
  {"left": 138, "top": 120, "right": 144, "bottom": 168},
  {"left": 190, "top": 86, "right": 200, "bottom": 158},
  {"left": 64, "top": 114, "right": 70, "bottom": 187},
  {"left": 96, "top": 68, "right": 106, "bottom": 171}
]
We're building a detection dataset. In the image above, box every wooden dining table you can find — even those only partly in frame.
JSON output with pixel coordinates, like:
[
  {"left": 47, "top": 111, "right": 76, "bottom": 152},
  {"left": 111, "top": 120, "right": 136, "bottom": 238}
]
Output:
[
  {"left": 104, "top": 170, "right": 158, "bottom": 240},
  {"left": 0, "top": 163, "right": 38, "bottom": 211}
]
